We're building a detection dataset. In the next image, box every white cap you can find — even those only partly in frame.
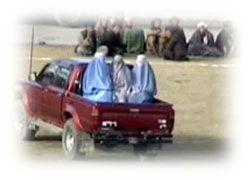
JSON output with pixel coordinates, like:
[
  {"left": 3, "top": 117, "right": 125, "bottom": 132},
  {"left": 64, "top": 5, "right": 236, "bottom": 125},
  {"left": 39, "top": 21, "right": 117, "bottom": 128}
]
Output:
[{"left": 197, "top": 22, "right": 208, "bottom": 28}]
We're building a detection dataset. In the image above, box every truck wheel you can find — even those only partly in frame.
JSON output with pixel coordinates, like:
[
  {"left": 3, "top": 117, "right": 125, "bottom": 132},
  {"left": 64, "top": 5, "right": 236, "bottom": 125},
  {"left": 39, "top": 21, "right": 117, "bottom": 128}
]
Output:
[
  {"left": 14, "top": 99, "right": 37, "bottom": 140},
  {"left": 62, "top": 119, "right": 94, "bottom": 160}
]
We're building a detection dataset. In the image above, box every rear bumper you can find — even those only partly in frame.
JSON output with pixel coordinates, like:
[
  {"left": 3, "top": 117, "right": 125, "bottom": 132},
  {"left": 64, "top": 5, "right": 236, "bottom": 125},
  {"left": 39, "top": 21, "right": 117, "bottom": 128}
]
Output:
[{"left": 92, "top": 130, "right": 173, "bottom": 144}]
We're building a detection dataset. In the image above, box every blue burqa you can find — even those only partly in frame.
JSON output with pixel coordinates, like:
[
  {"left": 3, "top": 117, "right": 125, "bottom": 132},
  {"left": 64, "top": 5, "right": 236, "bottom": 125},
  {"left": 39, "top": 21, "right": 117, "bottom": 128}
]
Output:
[
  {"left": 82, "top": 55, "right": 113, "bottom": 102},
  {"left": 128, "top": 55, "right": 157, "bottom": 103}
]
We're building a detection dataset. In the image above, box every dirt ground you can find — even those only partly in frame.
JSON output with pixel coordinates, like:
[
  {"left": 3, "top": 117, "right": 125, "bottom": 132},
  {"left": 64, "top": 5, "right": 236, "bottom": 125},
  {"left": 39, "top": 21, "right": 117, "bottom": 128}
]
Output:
[{"left": 16, "top": 45, "right": 234, "bottom": 161}]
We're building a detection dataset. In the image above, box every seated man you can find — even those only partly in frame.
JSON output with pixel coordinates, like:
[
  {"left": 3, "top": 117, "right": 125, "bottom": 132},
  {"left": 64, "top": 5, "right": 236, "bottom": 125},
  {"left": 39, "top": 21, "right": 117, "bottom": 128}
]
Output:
[
  {"left": 168, "top": 17, "right": 187, "bottom": 46},
  {"left": 188, "top": 22, "right": 222, "bottom": 57},
  {"left": 74, "top": 26, "right": 96, "bottom": 56},
  {"left": 163, "top": 28, "right": 188, "bottom": 61},
  {"left": 82, "top": 52, "right": 112, "bottom": 102},
  {"left": 99, "top": 25, "right": 124, "bottom": 56},
  {"left": 122, "top": 18, "right": 145, "bottom": 54},
  {"left": 215, "top": 24, "right": 233, "bottom": 56},
  {"left": 146, "top": 18, "right": 162, "bottom": 56},
  {"left": 128, "top": 55, "right": 157, "bottom": 104},
  {"left": 112, "top": 55, "right": 132, "bottom": 103}
]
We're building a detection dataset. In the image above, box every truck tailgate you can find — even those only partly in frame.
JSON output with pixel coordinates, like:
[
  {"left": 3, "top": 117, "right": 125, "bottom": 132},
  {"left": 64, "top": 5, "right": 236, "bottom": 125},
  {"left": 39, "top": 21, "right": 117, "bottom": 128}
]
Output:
[{"left": 96, "top": 101, "right": 174, "bottom": 131}]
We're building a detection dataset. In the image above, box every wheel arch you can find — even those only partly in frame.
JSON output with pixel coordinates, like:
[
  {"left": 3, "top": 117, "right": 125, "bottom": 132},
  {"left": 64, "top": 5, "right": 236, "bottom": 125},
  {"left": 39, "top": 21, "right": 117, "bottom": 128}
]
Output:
[{"left": 62, "top": 105, "right": 84, "bottom": 131}]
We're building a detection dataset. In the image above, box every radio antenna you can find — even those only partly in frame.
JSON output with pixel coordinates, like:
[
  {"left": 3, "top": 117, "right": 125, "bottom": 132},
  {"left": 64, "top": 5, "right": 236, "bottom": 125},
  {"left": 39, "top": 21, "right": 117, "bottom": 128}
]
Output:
[{"left": 28, "top": 24, "right": 35, "bottom": 79}]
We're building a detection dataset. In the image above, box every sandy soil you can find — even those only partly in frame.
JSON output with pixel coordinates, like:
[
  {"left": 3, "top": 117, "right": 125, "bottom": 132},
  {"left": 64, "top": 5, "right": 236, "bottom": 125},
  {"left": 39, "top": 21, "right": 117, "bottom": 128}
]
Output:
[{"left": 16, "top": 45, "right": 234, "bottom": 161}]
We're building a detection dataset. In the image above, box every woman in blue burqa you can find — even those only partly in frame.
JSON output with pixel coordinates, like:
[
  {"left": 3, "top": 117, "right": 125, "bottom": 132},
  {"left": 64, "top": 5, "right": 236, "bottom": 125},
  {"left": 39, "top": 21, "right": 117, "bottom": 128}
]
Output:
[
  {"left": 112, "top": 55, "right": 132, "bottom": 103},
  {"left": 128, "top": 55, "right": 157, "bottom": 103},
  {"left": 82, "top": 52, "right": 113, "bottom": 102}
]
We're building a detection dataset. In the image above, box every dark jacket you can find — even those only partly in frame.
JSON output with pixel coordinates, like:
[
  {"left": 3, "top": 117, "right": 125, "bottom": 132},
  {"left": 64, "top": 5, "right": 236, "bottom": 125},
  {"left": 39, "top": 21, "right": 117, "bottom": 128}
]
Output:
[
  {"left": 215, "top": 29, "right": 232, "bottom": 55},
  {"left": 166, "top": 25, "right": 186, "bottom": 45},
  {"left": 163, "top": 34, "right": 187, "bottom": 60},
  {"left": 99, "top": 30, "right": 124, "bottom": 56},
  {"left": 188, "top": 30, "right": 215, "bottom": 47}
]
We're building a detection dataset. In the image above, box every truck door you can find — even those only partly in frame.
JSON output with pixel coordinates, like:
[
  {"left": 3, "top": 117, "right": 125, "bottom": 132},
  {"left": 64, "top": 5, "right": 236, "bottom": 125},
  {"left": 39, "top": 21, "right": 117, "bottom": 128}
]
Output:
[
  {"left": 35, "top": 63, "right": 58, "bottom": 122},
  {"left": 42, "top": 65, "right": 73, "bottom": 127},
  {"left": 25, "top": 81, "right": 43, "bottom": 118},
  {"left": 24, "top": 63, "right": 54, "bottom": 118}
]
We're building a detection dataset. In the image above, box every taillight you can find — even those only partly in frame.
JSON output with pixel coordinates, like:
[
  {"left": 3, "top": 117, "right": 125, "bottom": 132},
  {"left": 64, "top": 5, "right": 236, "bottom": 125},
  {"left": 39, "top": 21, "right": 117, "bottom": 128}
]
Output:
[{"left": 158, "top": 119, "right": 167, "bottom": 129}]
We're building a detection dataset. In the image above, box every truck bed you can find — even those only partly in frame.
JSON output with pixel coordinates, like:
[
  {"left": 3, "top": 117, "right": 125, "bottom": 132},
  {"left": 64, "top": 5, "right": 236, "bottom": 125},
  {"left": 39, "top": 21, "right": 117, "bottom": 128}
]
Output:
[{"left": 63, "top": 92, "right": 175, "bottom": 138}]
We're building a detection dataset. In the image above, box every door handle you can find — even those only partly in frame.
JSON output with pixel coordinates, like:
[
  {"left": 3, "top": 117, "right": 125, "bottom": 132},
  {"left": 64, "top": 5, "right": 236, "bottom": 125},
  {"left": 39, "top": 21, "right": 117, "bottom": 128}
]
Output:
[
  {"left": 44, "top": 88, "right": 48, "bottom": 92},
  {"left": 57, "top": 93, "right": 62, "bottom": 97}
]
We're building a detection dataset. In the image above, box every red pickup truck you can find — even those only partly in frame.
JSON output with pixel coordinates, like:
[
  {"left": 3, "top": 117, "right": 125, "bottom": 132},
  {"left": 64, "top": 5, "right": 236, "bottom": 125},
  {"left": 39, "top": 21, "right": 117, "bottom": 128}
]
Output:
[{"left": 15, "top": 58, "right": 175, "bottom": 159}]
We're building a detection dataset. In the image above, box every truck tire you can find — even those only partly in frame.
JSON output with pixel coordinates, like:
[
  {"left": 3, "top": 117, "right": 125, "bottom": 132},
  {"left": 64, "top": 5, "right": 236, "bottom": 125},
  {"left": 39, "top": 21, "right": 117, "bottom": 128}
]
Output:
[
  {"left": 14, "top": 99, "right": 37, "bottom": 140},
  {"left": 62, "top": 119, "right": 94, "bottom": 160}
]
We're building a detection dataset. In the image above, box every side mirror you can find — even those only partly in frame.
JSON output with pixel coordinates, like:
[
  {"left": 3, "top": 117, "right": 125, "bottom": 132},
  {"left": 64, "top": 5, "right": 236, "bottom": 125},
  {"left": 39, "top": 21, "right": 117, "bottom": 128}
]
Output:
[{"left": 29, "top": 72, "right": 37, "bottom": 81}]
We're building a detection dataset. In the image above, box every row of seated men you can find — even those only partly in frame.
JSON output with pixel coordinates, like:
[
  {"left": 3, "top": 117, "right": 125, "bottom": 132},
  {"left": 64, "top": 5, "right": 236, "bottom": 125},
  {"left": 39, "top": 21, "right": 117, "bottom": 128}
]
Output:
[
  {"left": 75, "top": 17, "right": 233, "bottom": 61},
  {"left": 83, "top": 50, "right": 157, "bottom": 104}
]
